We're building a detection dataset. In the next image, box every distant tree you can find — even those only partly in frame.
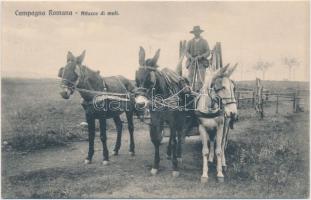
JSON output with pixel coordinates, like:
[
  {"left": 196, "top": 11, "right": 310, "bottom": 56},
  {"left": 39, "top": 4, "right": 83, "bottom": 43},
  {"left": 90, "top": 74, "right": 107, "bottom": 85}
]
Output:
[
  {"left": 282, "top": 57, "right": 300, "bottom": 81},
  {"left": 253, "top": 60, "right": 273, "bottom": 80}
]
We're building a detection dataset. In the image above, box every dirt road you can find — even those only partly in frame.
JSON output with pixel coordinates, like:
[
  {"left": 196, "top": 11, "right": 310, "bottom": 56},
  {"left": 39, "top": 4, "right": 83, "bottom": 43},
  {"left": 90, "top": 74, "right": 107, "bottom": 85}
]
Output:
[{"left": 2, "top": 111, "right": 309, "bottom": 198}]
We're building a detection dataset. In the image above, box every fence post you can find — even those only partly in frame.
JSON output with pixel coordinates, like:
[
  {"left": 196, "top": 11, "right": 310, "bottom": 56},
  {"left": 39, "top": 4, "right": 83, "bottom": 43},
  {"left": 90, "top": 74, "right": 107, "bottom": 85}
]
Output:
[
  {"left": 276, "top": 94, "right": 279, "bottom": 114},
  {"left": 255, "top": 78, "right": 264, "bottom": 118},
  {"left": 296, "top": 90, "right": 301, "bottom": 112},
  {"left": 237, "top": 92, "right": 240, "bottom": 109},
  {"left": 265, "top": 92, "right": 269, "bottom": 101},
  {"left": 292, "top": 93, "right": 296, "bottom": 112},
  {"left": 252, "top": 91, "right": 255, "bottom": 107}
]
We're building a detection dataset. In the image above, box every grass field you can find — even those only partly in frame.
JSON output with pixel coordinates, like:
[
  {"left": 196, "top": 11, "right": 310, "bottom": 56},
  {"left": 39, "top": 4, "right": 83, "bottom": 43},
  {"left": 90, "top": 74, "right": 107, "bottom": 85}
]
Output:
[{"left": 1, "top": 78, "right": 309, "bottom": 198}]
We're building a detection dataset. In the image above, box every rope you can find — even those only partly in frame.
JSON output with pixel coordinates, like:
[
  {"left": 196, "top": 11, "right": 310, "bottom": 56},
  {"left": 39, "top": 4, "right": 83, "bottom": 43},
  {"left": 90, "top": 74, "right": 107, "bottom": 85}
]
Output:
[
  {"left": 115, "top": 76, "right": 131, "bottom": 99},
  {"left": 190, "top": 58, "right": 205, "bottom": 91},
  {"left": 150, "top": 90, "right": 198, "bottom": 110},
  {"left": 60, "top": 78, "right": 130, "bottom": 103},
  {"left": 75, "top": 88, "right": 128, "bottom": 97},
  {"left": 196, "top": 59, "right": 205, "bottom": 86}
]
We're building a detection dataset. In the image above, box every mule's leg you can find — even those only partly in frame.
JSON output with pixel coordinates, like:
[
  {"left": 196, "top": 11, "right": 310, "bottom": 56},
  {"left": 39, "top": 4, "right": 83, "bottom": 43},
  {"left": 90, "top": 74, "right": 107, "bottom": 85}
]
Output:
[
  {"left": 150, "top": 124, "right": 161, "bottom": 175},
  {"left": 166, "top": 131, "right": 172, "bottom": 160},
  {"left": 176, "top": 114, "right": 187, "bottom": 162},
  {"left": 216, "top": 122, "right": 224, "bottom": 181},
  {"left": 126, "top": 111, "right": 135, "bottom": 156},
  {"left": 221, "top": 119, "right": 230, "bottom": 168},
  {"left": 99, "top": 118, "right": 109, "bottom": 165},
  {"left": 85, "top": 115, "right": 96, "bottom": 164},
  {"left": 208, "top": 140, "right": 215, "bottom": 163},
  {"left": 199, "top": 124, "right": 209, "bottom": 183},
  {"left": 168, "top": 122, "right": 179, "bottom": 177},
  {"left": 113, "top": 116, "right": 123, "bottom": 155},
  {"left": 176, "top": 131, "right": 184, "bottom": 163}
]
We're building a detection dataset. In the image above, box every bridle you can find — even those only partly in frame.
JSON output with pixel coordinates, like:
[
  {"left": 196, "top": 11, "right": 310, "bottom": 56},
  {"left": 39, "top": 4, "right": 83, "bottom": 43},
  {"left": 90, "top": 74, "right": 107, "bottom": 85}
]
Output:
[
  {"left": 135, "top": 66, "right": 195, "bottom": 110},
  {"left": 60, "top": 61, "right": 84, "bottom": 94},
  {"left": 135, "top": 66, "right": 157, "bottom": 97},
  {"left": 207, "top": 78, "right": 237, "bottom": 112}
]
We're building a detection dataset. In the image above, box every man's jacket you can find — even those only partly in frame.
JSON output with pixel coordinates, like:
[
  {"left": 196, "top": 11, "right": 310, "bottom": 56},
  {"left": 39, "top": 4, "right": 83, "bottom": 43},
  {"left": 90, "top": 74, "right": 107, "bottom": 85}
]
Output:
[{"left": 186, "top": 37, "right": 210, "bottom": 68}]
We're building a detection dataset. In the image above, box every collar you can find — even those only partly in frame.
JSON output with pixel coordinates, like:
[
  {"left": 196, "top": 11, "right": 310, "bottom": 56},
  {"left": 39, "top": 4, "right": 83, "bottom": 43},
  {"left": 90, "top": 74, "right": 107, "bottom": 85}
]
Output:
[
  {"left": 140, "top": 65, "right": 158, "bottom": 71},
  {"left": 195, "top": 109, "right": 223, "bottom": 118}
]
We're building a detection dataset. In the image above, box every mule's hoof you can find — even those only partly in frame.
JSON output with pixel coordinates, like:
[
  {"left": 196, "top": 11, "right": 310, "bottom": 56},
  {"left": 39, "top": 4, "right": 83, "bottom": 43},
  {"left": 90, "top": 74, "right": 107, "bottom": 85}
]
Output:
[
  {"left": 172, "top": 171, "right": 180, "bottom": 177},
  {"left": 129, "top": 151, "right": 135, "bottom": 156},
  {"left": 177, "top": 157, "right": 183, "bottom": 164},
  {"left": 150, "top": 168, "right": 158, "bottom": 176},
  {"left": 102, "top": 160, "right": 109, "bottom": 166},
  {"left": 113, "top": 151, "right": 119, "bottom": 156},
  {"left": 201, "top": 176, "right": 208, "bottom": 183},
  {"left": 217, "top": 176, "right": 225, "bottom": 183},
  {"left": 84, "top": 159, "right": 91, "bottom": 164}
]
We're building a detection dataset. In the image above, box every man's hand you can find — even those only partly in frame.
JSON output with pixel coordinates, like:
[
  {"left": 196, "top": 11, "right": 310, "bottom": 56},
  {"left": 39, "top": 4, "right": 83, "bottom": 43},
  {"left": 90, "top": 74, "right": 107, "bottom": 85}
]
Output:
[
  {"left": 196, "top": 55, "right": 204, "bottom": 59},
  {"left": 196, "top": 56, "right": 201, "bottom": 60},
  {"left": 188, "top": 56, "right": 196, "bottom": 63},
  {"left": 189, "top": 54, "right": 204, "bottom": 63}
]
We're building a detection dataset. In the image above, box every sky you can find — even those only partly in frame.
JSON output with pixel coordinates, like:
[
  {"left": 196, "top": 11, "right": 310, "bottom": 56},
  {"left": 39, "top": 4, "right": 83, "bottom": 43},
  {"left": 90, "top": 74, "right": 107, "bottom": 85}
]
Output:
[{"left": 1, "top": 1, "right": 309, "bottom": 81}]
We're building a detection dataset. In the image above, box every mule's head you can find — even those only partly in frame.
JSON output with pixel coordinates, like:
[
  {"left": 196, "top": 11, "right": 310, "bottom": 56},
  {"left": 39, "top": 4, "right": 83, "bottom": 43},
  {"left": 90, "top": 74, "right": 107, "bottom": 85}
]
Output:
[
  {"left": 134, "top": 47, "right": 160, "bottom": 109},
  {"left": 209, "top": 64, "right": 238, "bottom": 120},
  {"left": 58, "top": 50, "right": 85, "bottom": 99}
]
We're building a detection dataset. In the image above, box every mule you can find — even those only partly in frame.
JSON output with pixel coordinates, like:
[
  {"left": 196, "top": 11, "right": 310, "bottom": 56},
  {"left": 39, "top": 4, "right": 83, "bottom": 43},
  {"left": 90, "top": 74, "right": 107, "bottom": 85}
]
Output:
[
  {"left": 196, "top": 64, "right": 238, "bottom": 183},
  {"left": 134, "top": 47, "right": 190, "bottom": 177},
  {"left": 58, "top": 50, "right": 136, "bottom": 165}
]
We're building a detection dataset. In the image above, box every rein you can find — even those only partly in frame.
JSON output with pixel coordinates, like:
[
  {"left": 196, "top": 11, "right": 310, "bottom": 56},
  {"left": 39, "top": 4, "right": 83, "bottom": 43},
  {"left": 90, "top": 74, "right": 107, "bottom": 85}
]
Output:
[
  {"left": 196, "top": 77, "right": 237, "bottom": 118},
  {"left": 210, "top": 78, "right": 237, "bottom": 106},
  {"left": 60, "top": 64, "right": 130, "bottom": 102},
  {"left": 136, "top": 66, "right": 194, "bottom": 110},
  {"left": 61, "top": 78, "right": 130, "bottom": 97},
  {"left": 135, "top": 66, "right": 157, "bottom": 96}
]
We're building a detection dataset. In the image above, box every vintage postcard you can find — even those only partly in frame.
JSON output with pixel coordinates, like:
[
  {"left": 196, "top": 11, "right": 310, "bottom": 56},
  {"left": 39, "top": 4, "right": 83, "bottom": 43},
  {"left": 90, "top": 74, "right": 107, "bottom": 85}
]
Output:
[{"left": 1, "top": 1, "right": 309, "bottom": 199}]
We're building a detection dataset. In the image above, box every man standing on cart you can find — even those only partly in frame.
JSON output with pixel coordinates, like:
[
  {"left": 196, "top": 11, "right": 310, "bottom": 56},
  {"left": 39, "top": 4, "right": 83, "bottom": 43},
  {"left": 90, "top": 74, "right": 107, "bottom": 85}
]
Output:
[{"left": 186, "top": 26, "right": 210, "bottom": 92}]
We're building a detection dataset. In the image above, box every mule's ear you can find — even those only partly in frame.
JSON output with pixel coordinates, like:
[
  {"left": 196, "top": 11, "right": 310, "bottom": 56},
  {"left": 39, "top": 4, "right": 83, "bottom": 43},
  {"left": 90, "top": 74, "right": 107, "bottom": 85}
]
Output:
[
  {"left": 152, "top": 49, "right": 160, "bottom": 65},
  {"left": 76, "top": 50, "right": 86, "bottom": 65},
  {"left": 74, "top": 65, "right": 81, "bottom": 77},
  {"left": 214, "top": 63, "right": 230, "bottom": 78},
  {"left": 221, "top": 63, "right": 230, "bottom": 75},
  {"left": 58, "top": 67, "right": 64, "bottom": 78},
  {"left": 139, "top": 47, "right": 146, "bottom": 66},
  {"left": 225, "top": 63, "right": 238, "bottom": 77},
  {"left": 67, "top": 51, "right": 75, "bottom": 63},
  {"left": 223, "top": 63, "right": 230, "bottom": 71}
]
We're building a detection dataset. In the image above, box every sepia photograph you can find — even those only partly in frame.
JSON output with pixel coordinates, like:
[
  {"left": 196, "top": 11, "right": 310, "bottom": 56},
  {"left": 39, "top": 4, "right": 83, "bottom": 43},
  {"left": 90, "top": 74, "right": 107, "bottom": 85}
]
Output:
[{"left": 1, "top": 1, "right": 310, "bottom": 198}]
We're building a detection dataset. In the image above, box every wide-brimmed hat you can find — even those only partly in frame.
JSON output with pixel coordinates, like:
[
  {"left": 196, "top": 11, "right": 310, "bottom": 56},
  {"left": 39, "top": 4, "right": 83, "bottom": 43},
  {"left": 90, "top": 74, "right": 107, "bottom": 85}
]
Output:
[{"left": 190, "top": 26, "right": 204, "bottom": 34}]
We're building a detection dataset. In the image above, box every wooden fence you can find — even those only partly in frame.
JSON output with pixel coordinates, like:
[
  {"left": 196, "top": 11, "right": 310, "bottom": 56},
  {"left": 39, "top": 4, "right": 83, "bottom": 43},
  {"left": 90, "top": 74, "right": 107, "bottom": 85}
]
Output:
[{"left": 235, "top": 86, "right": 308, "bottom": 117}]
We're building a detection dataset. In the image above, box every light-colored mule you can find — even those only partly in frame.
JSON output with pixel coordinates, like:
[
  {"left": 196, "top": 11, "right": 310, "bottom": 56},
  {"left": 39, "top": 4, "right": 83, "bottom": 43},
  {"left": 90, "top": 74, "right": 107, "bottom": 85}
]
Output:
[{"left": 196, "top": 64, "right": 238, "bottom": 183}]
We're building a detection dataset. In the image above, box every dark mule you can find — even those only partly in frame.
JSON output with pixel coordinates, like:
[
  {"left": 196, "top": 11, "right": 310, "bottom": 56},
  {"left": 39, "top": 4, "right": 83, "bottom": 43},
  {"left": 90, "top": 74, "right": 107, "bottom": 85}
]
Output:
[
  {"left": 134, "top": 47, "right": 190, "bottom": 176},
  {"left": 58, "top": 50, "right": 136, "bottom": 165}
]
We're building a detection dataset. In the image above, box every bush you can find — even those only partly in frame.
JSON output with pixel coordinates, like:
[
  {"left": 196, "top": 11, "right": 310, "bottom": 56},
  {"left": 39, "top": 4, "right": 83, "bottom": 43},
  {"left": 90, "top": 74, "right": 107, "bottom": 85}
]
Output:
[
  {"left": 4, "top": 104, "right": 85, "bottom": 151},
  {"left": 225, "top": 115, "right": 307, "bottom": 197}
]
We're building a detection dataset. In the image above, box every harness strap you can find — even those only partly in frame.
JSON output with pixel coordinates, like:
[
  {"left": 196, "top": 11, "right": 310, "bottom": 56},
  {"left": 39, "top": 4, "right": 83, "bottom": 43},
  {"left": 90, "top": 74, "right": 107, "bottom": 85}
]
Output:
[
  {"left": 115, "top": 76, "right": 131, "bottom": 99},
  {"left": 141, "top": 65, "right": 157, "bottom": 71},
  {"left": 102, "top": 78, "right": 108, "bottom": 91},
  {"left": 195, "top": 110, "right": 223, "bottom": 118}
]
